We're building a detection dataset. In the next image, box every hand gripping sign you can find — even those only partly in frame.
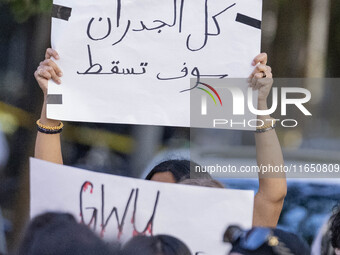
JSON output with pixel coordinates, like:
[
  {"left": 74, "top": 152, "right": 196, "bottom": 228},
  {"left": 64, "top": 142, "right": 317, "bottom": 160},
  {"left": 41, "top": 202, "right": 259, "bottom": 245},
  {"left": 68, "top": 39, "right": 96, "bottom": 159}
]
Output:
[{"left": 47, "top": 0, "right": 262, "bottom": 127}]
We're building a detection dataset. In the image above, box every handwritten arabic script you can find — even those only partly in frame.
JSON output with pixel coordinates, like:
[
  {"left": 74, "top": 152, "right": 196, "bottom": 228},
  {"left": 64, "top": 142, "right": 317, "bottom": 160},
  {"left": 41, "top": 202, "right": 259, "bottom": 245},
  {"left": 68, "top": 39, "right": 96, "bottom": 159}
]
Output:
[
  {"left": 77, "top": 0, "right": 238, "bottom": 92},
  {"left": 48, "top": 0, "right": 262, "bottom": 126}
]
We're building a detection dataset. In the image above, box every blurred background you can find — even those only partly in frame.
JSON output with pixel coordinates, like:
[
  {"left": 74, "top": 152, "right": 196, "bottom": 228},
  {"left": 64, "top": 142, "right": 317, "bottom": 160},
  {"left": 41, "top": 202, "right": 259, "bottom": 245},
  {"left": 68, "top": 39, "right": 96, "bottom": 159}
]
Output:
[{"left": 0, "top": 0, "right": 340, "bottom": 253}]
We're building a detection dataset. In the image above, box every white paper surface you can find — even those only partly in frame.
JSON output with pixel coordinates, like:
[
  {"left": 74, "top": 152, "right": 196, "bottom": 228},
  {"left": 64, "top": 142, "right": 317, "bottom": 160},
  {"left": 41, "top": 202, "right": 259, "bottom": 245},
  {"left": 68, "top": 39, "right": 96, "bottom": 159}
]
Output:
[
  {"left": 47, "top": 0, "right": 262, "bottom": 127},
  {"left": 30, "top": 158, "right": 254, "bottom": 254}
]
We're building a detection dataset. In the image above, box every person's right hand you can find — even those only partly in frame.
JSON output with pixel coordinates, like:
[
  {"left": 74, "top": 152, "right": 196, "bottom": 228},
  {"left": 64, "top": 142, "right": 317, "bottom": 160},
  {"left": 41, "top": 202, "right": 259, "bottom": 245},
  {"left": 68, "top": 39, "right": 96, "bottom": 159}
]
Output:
[{"left": 34, "top": 48, "right": 62, "bottom": 95}]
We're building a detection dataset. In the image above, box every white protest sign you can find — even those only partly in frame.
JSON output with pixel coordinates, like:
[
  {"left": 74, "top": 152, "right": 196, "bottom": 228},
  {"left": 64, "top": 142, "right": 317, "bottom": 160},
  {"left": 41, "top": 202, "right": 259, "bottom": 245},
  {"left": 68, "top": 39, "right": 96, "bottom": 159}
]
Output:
[
  {"left": 47, "top": 0, "right": 262, "bottom": 127},
  {"left": 30, "top": 158, "right": 254, "bottom": 254}
]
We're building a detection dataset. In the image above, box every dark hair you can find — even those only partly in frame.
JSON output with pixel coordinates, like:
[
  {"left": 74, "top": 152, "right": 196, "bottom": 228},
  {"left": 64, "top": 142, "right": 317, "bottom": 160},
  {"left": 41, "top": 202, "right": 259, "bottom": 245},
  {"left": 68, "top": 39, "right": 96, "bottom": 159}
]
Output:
[
  {"left": 145, "top": 159, "right": 211, "bottom": 182},
  {"left": 331, "top": 205, "right": 340, "bottom": 249},
  {"left": 16, "top": 212, "right": 115, "bottom": 255},
  {"left": 121, "top": 235, "right": 192, "bottom": 255},
  {"left": 179, "top": 178, "right": 224, "bottom": 188},
  {"left": 226, "top": 226, "right": 310, "bottom": 255}
]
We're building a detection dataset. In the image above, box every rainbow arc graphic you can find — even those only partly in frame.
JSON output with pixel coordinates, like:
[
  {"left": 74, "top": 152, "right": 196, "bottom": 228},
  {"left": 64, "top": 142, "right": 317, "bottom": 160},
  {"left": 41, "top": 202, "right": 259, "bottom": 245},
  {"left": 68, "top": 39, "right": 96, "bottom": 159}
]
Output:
[{"left": 197, "top": 82, "right": 223, "bottom": 106}]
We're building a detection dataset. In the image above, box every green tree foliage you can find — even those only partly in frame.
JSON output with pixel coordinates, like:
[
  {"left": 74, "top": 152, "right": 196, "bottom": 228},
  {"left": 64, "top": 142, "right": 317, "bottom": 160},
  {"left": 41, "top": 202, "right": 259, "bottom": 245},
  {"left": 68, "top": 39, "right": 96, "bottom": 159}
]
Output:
[{"left": 0, "top": 0, "right": 52, "bottom": 22}]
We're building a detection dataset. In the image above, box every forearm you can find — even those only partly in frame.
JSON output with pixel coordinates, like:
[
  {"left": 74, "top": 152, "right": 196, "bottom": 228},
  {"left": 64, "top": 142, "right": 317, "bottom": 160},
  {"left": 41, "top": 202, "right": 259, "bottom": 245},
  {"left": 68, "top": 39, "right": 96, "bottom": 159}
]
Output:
[
  {"left": 34, "top": 97, "right": 63, "bottom": 164},
  {"left": 253, "top": 100, "right": 286, "bottom": 227},
  {"left": 253, "top": 192, "right": 284, "bottom": 227},
  {"left": 255, "top": 100, "right": 284, "bottom": 172}
]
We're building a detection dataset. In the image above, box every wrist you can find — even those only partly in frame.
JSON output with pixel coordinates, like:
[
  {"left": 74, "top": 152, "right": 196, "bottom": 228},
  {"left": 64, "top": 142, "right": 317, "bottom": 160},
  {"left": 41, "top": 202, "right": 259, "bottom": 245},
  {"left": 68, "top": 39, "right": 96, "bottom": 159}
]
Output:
[
  {"left": 257, "top": 100, "right": 272, "bottom": 121},
  {"left": 257, "top": 100, "right": 268, "bottom": 110},
  {"left": 39, "top": 116, "right": 60, "bottom": 126},
  {"left": 43, "top": 91, "right": 48, "bottom": 101},
  {"left": 40, "top": 99, "right": 60, "bottom": 126}
]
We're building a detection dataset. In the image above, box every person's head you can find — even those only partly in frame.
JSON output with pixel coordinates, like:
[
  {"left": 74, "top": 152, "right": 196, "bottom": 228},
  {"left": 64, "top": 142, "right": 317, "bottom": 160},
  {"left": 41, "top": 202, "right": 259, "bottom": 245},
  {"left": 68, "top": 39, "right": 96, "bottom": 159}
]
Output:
[
  {"left": 121, "top": 234, "right": 192, "bottom": 255},
  {"left": 179, "top": 178, "right": 224, "bottom": 188},
  {"left": 145, "top": 159, "right": 211, "bottom": 183},
  {"left": 331, "top": 205, "right": 340, "bottom": 254},
  {"left": 224, "top": 225, "right": 310, "bottom": 255},
  {"left": 17, "top": 212, "right": 115, "bottom": 255}
]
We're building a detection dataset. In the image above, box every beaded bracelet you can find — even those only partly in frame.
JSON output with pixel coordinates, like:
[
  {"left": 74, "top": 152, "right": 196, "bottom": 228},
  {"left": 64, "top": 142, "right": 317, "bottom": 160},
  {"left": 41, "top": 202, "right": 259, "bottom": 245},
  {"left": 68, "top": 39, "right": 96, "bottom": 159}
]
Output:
[
  {"left": 255, "top": 119, "right": 277, "bottom": 133},
  {"left": 36, "top": 119, "right": 64, "bottom": 134}
]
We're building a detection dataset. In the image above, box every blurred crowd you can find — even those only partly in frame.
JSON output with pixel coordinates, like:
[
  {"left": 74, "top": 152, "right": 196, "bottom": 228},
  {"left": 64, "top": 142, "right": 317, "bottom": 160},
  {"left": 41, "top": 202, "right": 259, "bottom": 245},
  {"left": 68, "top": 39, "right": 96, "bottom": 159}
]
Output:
[{"left": 5, "top": 201, "right": 340, "bottom": 255}]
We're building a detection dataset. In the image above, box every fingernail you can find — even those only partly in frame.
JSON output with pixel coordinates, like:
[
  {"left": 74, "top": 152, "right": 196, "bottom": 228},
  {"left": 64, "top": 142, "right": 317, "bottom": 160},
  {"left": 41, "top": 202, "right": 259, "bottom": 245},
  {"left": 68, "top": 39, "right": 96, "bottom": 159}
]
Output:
[
  {"left": 56, "top": 55, "right": 60, "bottom": 60},
  {"left": 252, "top": 61, "right": 256, "bottom": 66},
  {"left": 59, "top": 72, "right": 63, "bottom": 77},
  {"left": 57, "top": 79, "right": 61, "bottom": 84}
]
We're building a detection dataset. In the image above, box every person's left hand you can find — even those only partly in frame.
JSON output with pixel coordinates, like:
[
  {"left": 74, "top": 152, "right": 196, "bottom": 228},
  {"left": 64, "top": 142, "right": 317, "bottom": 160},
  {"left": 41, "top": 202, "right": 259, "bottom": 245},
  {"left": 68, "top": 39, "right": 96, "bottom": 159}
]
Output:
[{"left": 249, "top": 53, "right": 273, "bottom": 104}]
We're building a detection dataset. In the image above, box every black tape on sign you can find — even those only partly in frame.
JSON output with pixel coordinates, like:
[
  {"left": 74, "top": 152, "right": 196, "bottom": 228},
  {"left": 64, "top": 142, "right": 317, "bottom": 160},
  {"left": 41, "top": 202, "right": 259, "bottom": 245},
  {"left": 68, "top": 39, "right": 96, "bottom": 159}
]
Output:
[
  {"left": 47, "top": 94, "right": 63, "bottom": 105},
  {"left": 52, "top": 4, "right": 72, "bottom": 21},
  {"left": 236, "top": 13, "right": 261, "bottom": 29}
]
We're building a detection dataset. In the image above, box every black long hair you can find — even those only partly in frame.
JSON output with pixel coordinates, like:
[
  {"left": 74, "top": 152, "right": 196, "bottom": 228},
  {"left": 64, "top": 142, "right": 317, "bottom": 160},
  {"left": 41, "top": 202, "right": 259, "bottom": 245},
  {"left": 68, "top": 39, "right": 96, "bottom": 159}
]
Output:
[
  {"left": 121, "top": 235, "right": 192, "bottom": 255},
  {"left": 145, "top": 159, "right": 211, "bottom": 182},
  {"left": 16, "top": 212, "right": 115, "bottom": 255},
  {"left": 331, "top": 204, "right": 340, "bottom": 249}
]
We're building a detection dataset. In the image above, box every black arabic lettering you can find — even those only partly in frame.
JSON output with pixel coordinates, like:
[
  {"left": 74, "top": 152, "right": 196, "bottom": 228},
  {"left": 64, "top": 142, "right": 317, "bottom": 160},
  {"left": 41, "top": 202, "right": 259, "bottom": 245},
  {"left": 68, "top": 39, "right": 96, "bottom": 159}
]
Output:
[
  {"left": 132, "top": 0, "right": 179, "bottom": 33},
  {"left": 156, "top": 63, "right": 188, "bottom": 80},
  {"left": 87, "top": 17, "right": 112, "bottom": 41},
  {"left": 112, "top": 20, "right": 131, "bottom": 46},
  {"left": 77, "top": 45, "right": 103, "bottom": 74},
  {"left": 110, "top": 61, "right": 148, "bottom": 75},
  {"left": 116, "top": 0, "right": 121, "bottom": 27},
  {"left": 111, "top": 0, "right": 133, "bottom": 45},
  {"left": 77, "top": 46, "right": 148, "bottom": 75},
  {"left": 85, "top": 1, "right": 235, "bottom": 52},
  {"left": 180, "top": 67, "right": 228, "bottom": 93},
  {"left": 179, "top": 0, "right": 185, "bottom": 32},
  {"left": 186, "top": 1, "right": 236, "bottom": 51},
  {"left": 156, "top": 64, "right": 228, "bottom": 92}
]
